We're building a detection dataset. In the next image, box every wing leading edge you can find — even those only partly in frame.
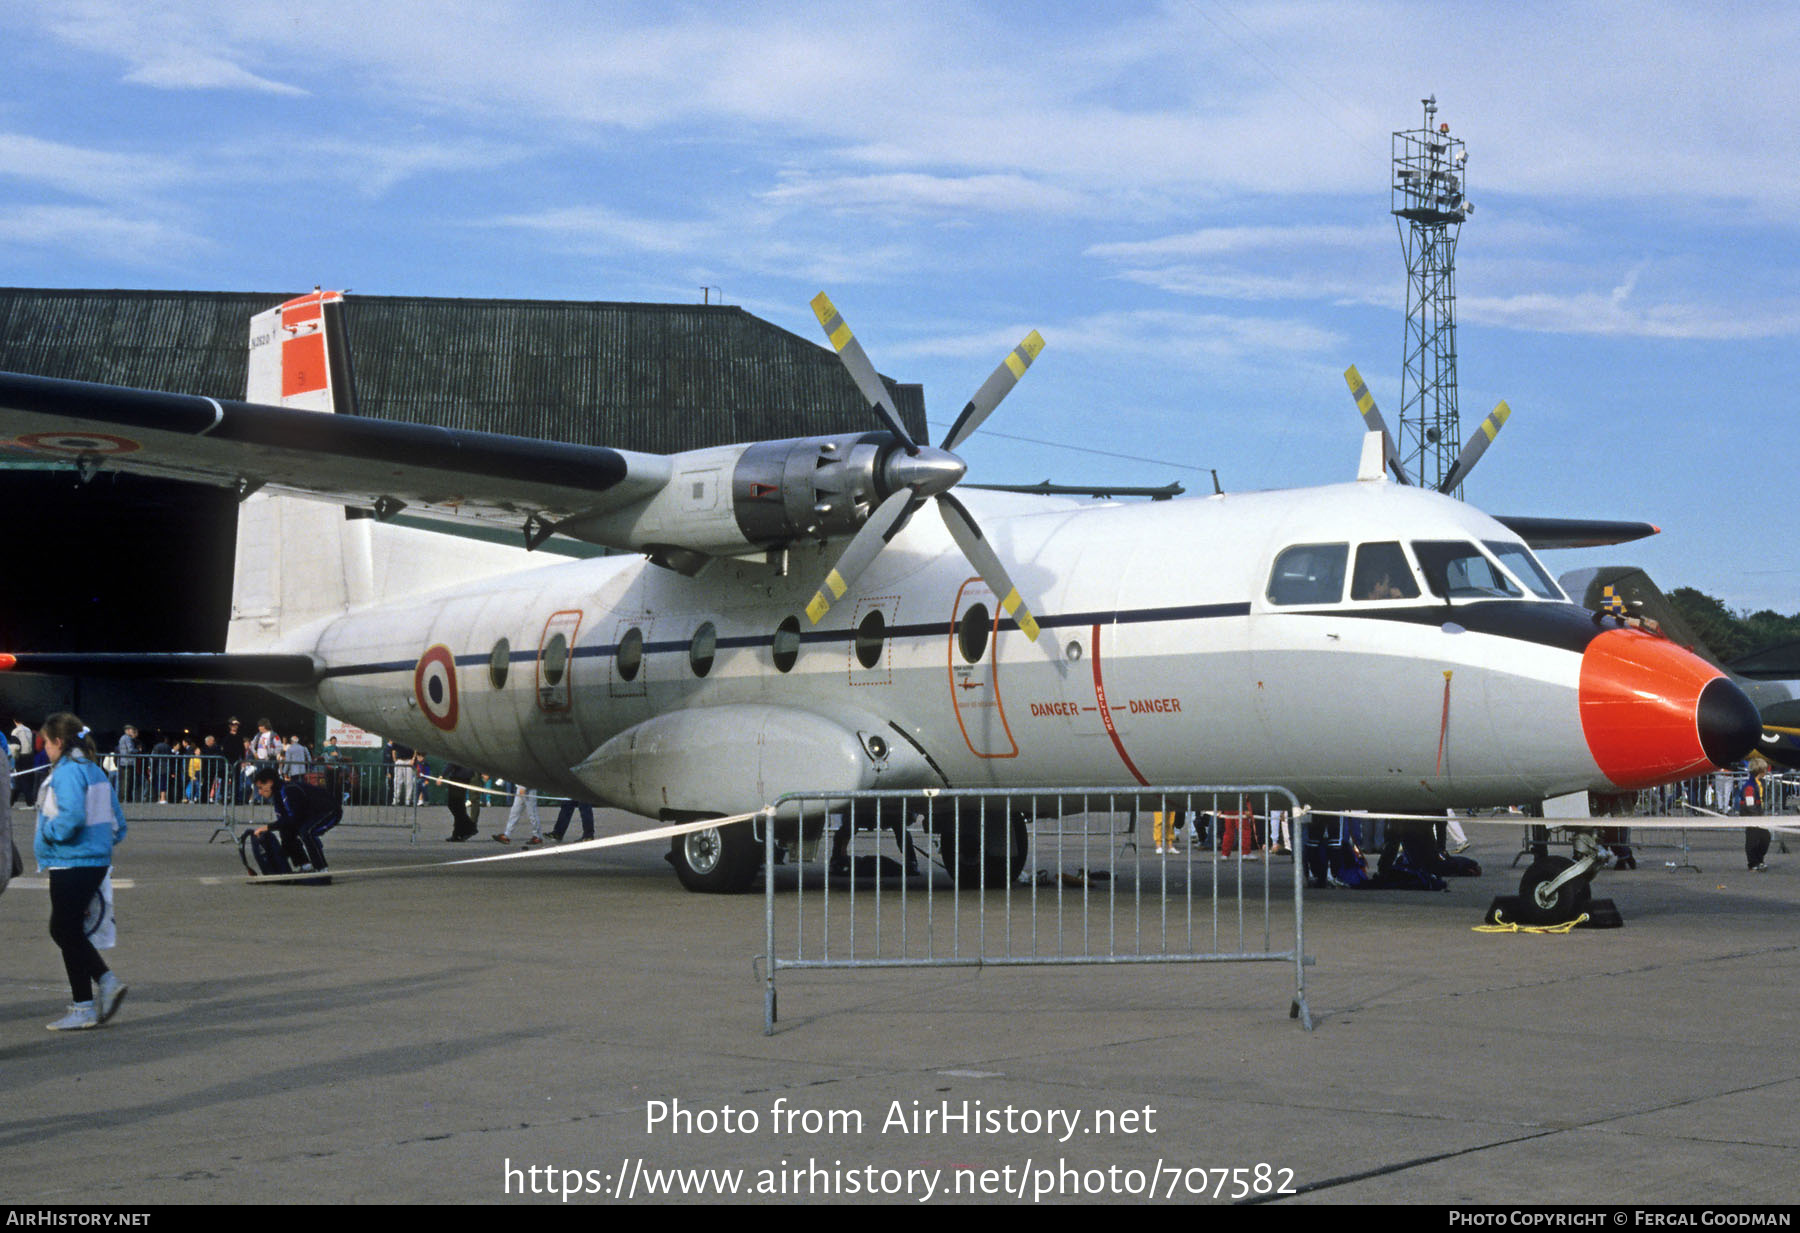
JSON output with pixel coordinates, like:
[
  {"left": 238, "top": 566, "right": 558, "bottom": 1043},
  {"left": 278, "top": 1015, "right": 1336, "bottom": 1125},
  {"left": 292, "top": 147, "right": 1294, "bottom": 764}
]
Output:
[{"left": 0, "top": 370, "right": 674, "bottom": 551}]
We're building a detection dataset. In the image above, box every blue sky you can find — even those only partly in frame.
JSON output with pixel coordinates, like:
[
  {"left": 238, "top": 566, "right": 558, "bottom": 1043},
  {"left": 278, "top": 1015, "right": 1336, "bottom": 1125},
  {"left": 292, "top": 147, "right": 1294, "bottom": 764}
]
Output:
[{"left": 3, "top": 1, "right": 1795, "bottom": 613}]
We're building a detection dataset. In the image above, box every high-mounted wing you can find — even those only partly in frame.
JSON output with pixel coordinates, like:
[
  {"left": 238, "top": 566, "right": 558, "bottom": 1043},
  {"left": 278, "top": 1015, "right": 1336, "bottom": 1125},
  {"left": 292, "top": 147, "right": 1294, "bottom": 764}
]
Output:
[
  {"left": 1494, "top": 516, "right": 1659, "bottom": 550},
  {"left": 0, "top": 370, "right": 673, "bottom": 552}
]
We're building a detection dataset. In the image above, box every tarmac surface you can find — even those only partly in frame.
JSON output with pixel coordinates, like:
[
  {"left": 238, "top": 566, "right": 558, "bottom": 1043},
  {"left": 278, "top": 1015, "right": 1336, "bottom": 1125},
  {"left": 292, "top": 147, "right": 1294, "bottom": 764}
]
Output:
[{"left": 2, "top": 806, "right": 1795, "bottom": 1206}]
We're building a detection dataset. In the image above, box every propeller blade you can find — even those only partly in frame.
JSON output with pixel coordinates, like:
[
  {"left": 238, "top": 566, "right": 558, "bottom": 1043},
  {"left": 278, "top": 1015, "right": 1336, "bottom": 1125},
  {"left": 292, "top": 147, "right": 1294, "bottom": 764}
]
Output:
[
  {"left": 803, "top": 488, "right": 921, "bottom": 625},
  {"left": 936, "top": 492, "right": 1046, "bottom": 645},
  {"left": 1343, "top": 365, "right": 1412, "bottom": 486},
  {"left": 1439, "top": 399, "right": 1511, "bottom": 494},
  {"left": 940, "top": 330, "right": 1045, "bottom": 453},
  {"left": 810, "top": 292, "right": 918, "bottom": 452}
]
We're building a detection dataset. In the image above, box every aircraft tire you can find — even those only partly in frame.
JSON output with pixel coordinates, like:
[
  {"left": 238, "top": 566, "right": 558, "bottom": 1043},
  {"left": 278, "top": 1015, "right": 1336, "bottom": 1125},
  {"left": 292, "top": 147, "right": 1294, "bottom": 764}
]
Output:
[
  {"left": 667, "top": 817, "right": 760, "bottom": 894},
  {"left": 933, "top": 811, "right": 1030, "bottom": 887},
  {"left": 1516, "top": 855, "right": 1591, "bottom": 925}
]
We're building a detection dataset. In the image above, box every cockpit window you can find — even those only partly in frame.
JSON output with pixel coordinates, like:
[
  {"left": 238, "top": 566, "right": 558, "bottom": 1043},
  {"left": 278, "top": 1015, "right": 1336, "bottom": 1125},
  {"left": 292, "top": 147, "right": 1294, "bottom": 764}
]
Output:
[
  {"left": 1412, "top": 541, "right": 1522, "bottom": 600},
  {"left": 1267, "top": 543, "right": 1347, "bottom": 605},
  {"left": 1483, "top": 540, "right": 1564, "bottom": 600},
  {"left": 1351, "top": 541, "right": 1421, "bottom": 601}
]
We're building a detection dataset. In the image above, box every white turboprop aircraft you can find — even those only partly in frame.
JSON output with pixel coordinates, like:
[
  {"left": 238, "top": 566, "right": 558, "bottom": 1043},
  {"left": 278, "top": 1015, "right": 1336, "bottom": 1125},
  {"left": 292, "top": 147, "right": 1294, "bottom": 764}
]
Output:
[{"left": 0, "top": 291, "right": 1764, "bottom": 908}]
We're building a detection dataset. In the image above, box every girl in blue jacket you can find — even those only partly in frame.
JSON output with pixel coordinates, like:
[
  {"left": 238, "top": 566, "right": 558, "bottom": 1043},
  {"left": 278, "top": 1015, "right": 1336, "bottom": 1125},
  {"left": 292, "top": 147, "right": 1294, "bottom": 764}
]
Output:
[{"left": 36, "top": 713, "right": 128, "bottom": 1031}]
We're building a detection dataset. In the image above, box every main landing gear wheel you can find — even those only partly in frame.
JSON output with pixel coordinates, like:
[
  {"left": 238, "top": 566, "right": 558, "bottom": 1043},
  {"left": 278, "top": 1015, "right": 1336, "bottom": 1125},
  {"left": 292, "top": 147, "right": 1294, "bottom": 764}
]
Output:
[
  {"left": 666, "top": 817, "right": 760, "bottom": 894},
  {"left": 933, "top": 811, "right": 1030, "bottom": 886},
  {"left": 1517, "top": 855, "right": 1592, "bottom": 925}
]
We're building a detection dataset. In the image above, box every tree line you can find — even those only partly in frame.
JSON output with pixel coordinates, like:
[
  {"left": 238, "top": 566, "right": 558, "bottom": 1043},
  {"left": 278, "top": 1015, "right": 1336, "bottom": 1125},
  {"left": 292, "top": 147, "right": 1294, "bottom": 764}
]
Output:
[{"left": 1667, "top": 588, "right": 1800, "bottom": 664}]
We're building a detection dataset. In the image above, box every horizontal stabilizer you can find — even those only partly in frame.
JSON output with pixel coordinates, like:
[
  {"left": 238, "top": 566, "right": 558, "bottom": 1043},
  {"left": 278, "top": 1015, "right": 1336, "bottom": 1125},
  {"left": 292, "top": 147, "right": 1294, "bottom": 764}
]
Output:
[
  {"left": 1728, "top": 639, "right": 1800, "bottom": 682},
  {"left": 1494, "top": 515, "right": 1659, "bottom": 550},
  {"left": 0, "top": 652, "right": 320, "bottom": 685}
]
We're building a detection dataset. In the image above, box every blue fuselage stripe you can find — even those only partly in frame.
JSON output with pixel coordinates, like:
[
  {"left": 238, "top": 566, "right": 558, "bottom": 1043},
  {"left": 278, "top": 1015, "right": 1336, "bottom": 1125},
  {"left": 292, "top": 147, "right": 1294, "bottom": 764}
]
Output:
[{"left": 313, "top": 601, "right": 1257, "bottom": 680}]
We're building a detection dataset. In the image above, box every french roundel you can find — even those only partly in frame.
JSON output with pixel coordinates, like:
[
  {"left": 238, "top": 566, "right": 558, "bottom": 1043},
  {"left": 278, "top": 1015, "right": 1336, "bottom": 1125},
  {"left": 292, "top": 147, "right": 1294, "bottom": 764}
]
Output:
[
  {"left": 414, "top": 645, "right": 459, "bottom": 732},
  {"left": 15, "top": 431, "right": 141, "bottom": 454}
]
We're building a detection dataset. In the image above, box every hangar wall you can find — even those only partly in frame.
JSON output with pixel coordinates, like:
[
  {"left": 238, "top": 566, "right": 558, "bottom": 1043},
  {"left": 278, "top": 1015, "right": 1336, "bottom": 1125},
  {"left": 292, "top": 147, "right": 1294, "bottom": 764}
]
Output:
[{"left": 0, "top": 288, "right": 926, "bottom": 742}]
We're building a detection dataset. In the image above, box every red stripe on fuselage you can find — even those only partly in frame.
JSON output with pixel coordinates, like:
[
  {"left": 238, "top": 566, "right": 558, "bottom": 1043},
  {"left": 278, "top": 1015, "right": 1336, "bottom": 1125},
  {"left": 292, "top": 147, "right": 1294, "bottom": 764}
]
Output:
[{"left": 1090, "top": 623, "right": 1149, "bottom": 786}]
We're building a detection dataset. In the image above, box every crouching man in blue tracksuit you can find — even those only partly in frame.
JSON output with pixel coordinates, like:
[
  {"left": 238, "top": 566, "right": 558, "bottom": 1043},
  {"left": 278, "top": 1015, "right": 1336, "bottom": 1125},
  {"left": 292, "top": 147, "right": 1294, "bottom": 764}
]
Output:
[{"left": 251, "top": 766, "right": 341, "bottom": 881}]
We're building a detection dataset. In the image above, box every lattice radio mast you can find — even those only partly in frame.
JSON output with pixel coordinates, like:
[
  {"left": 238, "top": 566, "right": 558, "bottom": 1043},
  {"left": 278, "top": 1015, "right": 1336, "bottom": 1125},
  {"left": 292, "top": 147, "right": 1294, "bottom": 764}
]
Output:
[{"left": 1392, "top": 96, "right": 1471, "bottom": 494}]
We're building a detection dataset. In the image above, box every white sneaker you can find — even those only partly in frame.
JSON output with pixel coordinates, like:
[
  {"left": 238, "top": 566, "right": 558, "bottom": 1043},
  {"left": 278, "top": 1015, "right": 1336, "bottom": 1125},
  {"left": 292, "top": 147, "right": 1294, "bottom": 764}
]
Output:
[
  {"left": 48, "top": 1002, "right": 99, "bottom": 1032},
  {"left": 97, "top": 973, "right": 128, "bottom": 1023}
]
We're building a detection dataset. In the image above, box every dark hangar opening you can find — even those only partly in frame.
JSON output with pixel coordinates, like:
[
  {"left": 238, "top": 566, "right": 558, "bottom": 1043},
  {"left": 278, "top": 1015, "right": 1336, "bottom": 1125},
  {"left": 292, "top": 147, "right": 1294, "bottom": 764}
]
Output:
[{"left": 0, "top": 287, "right": 925, "bottom": 740}]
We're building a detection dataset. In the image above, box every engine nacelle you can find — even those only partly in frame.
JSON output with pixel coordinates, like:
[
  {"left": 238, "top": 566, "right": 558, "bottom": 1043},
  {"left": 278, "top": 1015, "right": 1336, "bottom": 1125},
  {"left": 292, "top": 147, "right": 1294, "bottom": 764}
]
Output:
[
  {"left": 730, "top": 432, "right": 898, "bottom": 547},
  {"left": 559, "top": 432, "right": 903, "bottom": 563}
]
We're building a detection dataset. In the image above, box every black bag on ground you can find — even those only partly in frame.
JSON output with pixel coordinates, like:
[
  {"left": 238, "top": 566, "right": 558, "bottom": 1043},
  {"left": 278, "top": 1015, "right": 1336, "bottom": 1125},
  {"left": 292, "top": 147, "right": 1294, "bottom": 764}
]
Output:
[{"left": 239, "top": 829, "right": 292, "bottom": 877}]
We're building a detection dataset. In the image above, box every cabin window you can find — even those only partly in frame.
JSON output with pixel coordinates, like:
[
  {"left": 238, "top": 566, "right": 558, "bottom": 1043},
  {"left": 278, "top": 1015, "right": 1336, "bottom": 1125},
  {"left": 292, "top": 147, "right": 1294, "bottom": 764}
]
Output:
[
  {"left": 1484, "top": 541, "right": 1563, "bottom": 600},
  {"left": 1350, "top": 541, "right": 1420, "bottom": 601},
  {"left": 1267, "top": 543, "right": 1347, "bottom": 605},
  {"left": 957, "top": 602, "right": 991, "bottom": 663},
  {"left": 488, "top": 638, "right": 510, "bottom": 688},
  {"left": 616, "top": 626, "right": 644, "bottom": 682},
  {"left": 689, "top": 622, "right": 717, "bottom": 678},
  {"left": 542, "top": 632, "right": 569, "bottom": 686},
  {"left": 854, "top": 609, "right": 886, "bottom": 669},
  {"left": 771, "top": 616, "right": 801, "bottom": 673},
  {"left": 1412, "top": 541, "right": 1522, "bottom": 600}
]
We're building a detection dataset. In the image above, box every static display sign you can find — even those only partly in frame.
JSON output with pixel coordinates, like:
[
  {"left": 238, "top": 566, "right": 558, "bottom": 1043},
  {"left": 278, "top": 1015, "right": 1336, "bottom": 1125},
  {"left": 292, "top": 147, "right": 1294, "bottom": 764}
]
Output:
[{"left": 324, "top": 717, "right": 384, "bottom": 749}]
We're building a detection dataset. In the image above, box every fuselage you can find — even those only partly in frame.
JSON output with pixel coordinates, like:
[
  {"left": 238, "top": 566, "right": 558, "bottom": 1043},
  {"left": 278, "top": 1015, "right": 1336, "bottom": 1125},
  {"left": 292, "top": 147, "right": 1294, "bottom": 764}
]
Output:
[{"left": 281, "top": 481, "right": 1757, "bottom": 817}]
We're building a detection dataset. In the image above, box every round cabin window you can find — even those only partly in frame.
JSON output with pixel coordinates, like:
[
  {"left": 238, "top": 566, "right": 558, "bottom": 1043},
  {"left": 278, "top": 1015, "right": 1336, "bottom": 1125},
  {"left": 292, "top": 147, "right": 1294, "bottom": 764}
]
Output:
[
  {"left": 488, "top": 637, "right": 510, "bottom": 688},
  {"left": 616, "top": 626, "right": 644, "bottom": 682},
  {"left": 772, "top": 616, "right": 801, "bottom": 674},
  {"left": 957, "top": 602, "right": 991, "bottom": 664},
  {"left": 854, "top": 609, "right": 886, "bottom": 670},
  {"left": 542, "top": 632, "right": 569, "bottom": 687},
  {"left": 689, "top": 622, "right": 717, "bottom": 678}
]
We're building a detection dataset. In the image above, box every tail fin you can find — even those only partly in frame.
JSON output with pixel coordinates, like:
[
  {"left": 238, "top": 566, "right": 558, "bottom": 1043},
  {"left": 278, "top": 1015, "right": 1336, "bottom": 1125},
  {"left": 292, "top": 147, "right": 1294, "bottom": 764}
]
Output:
[
  {"left": 245, "top": 288, "right": 358, "bottom": 414},
  {"left": 227, "top": 290, "right": 549, "bottom": 653},
  {"left": 229, "top": 290, "right": 375, "bottom": 652}
]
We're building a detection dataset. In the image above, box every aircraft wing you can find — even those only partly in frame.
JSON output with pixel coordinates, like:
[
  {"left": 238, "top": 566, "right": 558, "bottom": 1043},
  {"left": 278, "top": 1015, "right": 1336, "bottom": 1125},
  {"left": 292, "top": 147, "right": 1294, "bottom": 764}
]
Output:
[
  {"left": 1492, "top": 515, "right": 1659, "bottom": 550},
  {"left": 0, "top": 371, "right": 674, "bottom": 550}
]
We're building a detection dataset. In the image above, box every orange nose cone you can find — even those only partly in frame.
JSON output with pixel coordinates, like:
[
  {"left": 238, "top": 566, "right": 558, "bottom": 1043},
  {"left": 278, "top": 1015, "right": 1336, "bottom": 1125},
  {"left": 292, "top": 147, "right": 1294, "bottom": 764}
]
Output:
[{"left": 1579, "top": 628, "right": 1760, "bottom": 789}]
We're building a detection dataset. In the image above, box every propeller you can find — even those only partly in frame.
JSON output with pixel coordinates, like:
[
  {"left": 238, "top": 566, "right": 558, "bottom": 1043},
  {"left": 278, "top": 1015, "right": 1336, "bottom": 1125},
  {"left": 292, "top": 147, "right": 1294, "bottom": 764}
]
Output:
[
  {"left": 1438, "top": 399, "right": 1510, "bottom": 494},
  {"left": 803, "top": 292, "right": 1050, "bottom": 651},
  {"left": 1342, "top": 364, "right": 1512, "bottom": 494}
]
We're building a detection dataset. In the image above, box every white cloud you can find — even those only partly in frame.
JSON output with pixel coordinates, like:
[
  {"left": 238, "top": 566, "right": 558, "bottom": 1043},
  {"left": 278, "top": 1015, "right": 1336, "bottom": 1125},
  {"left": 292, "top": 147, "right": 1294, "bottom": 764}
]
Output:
[
  {"left": 0, "top": 132, "right": 189, "bottom": 202},
  {"left": 1086, "top": 224, "right": 1379, "bottom": 261},
  {"left": 491, "top": 205, "right": 721, "bottom": 257},
  {"left": 16, "top": 2, "right": 1800, "bottom": 212},
  {"left": 120, "top": 49, "right": 306, "bottom": 96},
  {"left": 898, "top": 308, "right": 1342, "bottom": 367},
  {"left": 761, "top": 171, "right": 1093, "bottom": 218},
  {"left": 1111, "top": 265, "right": 1386, "bottom": 306},
  {"left": 32, "top": 1, "right": 307, "bottom": 95},
  {"left": 488, "top": 203, "right": 918, "bottom": 286},
  {"left": 0, "top": 204, "right": 206, "bottom": 262},
  {"left": 1462, "top": 287, "right": 1800, "bottom": 341}
]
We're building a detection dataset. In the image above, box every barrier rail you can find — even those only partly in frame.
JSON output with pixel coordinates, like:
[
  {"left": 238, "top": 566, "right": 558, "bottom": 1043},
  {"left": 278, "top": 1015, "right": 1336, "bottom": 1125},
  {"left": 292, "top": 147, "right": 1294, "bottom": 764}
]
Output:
[
  {"left": 96, "top": 754, "right": 422, "bottom": 842},
  {"left": 760, "top": 786, "right": 1311, "bottom": 1035}
]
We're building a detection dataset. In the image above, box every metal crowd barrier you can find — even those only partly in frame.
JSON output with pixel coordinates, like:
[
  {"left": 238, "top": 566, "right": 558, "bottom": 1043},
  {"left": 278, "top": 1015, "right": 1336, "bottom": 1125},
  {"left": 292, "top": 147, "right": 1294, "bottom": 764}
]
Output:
[
  {"left": 103, "top": 754, "right": 421, "bottom": 843},
  {"left": 106, "top": 753, "right": 236, "bottom": 831},
  {"left": 760, "top": 786, "right": 1311, "bottom": 1035}
]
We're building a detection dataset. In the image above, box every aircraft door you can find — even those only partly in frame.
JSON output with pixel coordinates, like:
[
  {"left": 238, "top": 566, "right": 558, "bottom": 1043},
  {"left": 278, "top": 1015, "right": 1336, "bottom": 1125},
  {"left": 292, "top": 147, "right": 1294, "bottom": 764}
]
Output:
[
  {"left": 947, "top": 577, "right": 1018, "bottom": 759},
  {"left": 537, "top": 609, "right": 582, "bottom": 718}
]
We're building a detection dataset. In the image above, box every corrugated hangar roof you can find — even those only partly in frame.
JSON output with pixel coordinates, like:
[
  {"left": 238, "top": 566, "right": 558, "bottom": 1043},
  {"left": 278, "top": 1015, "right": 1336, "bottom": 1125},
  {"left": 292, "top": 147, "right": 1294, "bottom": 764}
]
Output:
[{"left": 0, "top": 287, "right": 927, "bottom": 452}]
